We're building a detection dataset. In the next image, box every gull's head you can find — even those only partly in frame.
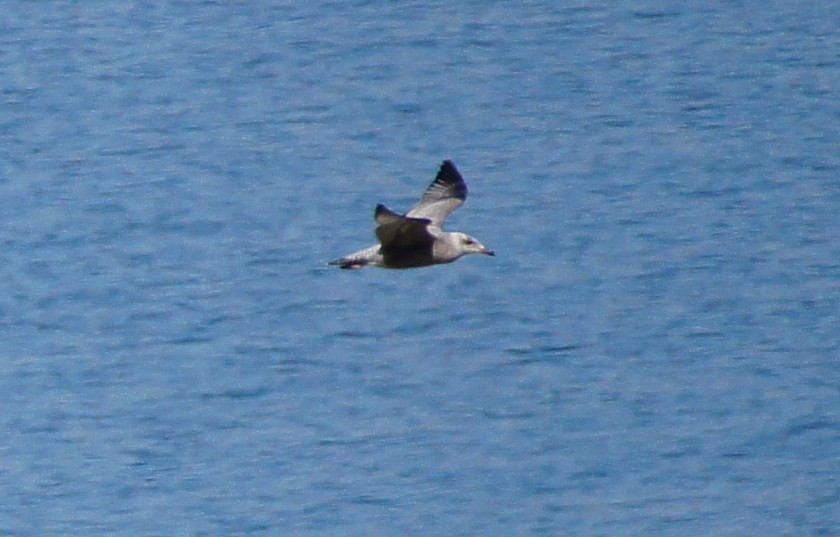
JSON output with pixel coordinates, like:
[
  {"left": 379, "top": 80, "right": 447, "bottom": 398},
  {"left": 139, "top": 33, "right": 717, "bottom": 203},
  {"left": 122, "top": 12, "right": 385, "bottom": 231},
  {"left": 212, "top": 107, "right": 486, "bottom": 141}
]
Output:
[{"left": 454, "top": 232, "right": 495, "bottom": 257}]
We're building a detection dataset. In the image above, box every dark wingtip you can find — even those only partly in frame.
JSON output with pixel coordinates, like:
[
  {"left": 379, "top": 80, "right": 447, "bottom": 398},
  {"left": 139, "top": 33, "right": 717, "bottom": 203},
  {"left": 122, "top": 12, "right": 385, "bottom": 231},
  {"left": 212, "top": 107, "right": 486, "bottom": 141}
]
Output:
[
  {"left": 435, "top": 160, "right": 467, "bottom": 200},
  {"left": 440, "top": 160, "right": 460, "bottom": 177}
]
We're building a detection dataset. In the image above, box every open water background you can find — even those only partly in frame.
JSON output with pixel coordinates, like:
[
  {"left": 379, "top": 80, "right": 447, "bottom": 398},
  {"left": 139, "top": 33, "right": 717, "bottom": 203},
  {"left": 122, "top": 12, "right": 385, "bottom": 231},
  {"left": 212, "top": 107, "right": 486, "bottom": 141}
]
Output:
[{"left": 1, "top": 1, "right": 838, "bottom": 536}]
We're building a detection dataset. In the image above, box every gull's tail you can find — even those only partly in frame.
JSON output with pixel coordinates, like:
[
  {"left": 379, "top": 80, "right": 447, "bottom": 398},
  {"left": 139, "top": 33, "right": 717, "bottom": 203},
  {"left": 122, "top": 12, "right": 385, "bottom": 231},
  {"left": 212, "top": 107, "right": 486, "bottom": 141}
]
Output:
[
  {"left": 328, "top": 256, "right": 368, "bottom": 269},
  {"left": 328, "top": 244, "right": 381, "bottom": 269}
]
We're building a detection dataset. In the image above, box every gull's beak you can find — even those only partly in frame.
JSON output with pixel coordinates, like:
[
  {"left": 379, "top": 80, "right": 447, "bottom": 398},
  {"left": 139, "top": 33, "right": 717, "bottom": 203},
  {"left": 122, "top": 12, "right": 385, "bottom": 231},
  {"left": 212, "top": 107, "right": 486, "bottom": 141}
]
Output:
[{"left": 482, "top": 248, "right": 495, "bottom": 256}]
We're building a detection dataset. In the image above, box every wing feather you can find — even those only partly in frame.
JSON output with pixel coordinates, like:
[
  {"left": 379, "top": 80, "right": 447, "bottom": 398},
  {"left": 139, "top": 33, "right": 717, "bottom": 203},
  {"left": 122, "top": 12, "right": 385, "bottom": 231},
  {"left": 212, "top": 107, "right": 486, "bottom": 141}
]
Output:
[
  {"left": 375, "top": 215, "right": 434, "bottom": 253},
  {"left": 405, "top": 160, "right": 468, "bottom": 227},
  {"left": 374, "top": 204, "right": 402, "bottom": 226}
]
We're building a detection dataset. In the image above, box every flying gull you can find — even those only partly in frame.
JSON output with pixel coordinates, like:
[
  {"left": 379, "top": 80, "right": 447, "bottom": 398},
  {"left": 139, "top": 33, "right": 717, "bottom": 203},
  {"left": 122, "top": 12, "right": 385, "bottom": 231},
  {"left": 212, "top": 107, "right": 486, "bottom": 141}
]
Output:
[{"left": 329, "top": 160, "right": 494, "bottom": 269}]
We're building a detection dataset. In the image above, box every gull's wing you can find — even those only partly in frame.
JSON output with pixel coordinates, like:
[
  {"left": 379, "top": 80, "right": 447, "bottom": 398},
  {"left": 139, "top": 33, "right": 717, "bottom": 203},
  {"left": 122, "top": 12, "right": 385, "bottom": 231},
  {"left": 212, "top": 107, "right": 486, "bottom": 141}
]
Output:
[
  {"left": 375, "top": 213, "right": 434, "bottom": 254},
  {"left": 405, "top": 160, "right": 467, "bottom": 227},
  {"left": 374, "top": 204, "right": 402, "bottom": 226}
]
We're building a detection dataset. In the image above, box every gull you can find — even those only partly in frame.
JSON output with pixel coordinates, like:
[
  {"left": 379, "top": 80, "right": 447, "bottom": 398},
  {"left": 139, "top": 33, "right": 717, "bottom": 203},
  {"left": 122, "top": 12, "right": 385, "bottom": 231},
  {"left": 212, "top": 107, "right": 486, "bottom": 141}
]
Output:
[{"left": 329, "top": 160, "right": 494, "bottom": 269}]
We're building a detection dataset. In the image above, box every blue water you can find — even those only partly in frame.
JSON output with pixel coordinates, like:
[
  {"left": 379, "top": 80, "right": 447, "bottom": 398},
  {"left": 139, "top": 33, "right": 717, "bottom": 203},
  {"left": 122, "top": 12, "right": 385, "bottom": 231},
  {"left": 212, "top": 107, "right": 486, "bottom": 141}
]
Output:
[{"left": 1, "top": 2, "right": 838, "bottom": 536}]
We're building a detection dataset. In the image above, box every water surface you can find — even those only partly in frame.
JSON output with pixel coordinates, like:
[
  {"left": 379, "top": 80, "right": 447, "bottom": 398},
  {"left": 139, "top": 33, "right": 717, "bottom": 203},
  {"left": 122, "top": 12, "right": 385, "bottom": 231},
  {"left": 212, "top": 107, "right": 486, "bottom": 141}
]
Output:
[{"left": 1, "top": 2, "right": 837, "bottom": 536}]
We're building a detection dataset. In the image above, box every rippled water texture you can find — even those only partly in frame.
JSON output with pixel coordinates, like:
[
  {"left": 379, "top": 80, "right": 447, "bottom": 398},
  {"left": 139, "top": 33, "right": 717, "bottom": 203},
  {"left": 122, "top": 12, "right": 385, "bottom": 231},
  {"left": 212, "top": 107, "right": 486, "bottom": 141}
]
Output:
[{"left": 1, "top": 2, "right": 837, "bottom": 536}]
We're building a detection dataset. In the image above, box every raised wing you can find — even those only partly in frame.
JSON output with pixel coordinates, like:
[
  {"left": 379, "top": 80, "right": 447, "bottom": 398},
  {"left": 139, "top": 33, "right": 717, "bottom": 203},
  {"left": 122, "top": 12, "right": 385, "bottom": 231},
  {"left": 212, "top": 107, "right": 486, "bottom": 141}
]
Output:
[{"left": 405, "top": 160, "right": 467, "bottom": 227}]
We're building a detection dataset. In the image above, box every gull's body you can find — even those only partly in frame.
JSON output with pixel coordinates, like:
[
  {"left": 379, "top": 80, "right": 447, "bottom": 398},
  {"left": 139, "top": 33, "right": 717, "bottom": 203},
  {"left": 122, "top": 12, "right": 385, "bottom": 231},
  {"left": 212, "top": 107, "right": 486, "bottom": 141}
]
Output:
[{"left": 329, "top": 160, "right": 494, "bottom": 269}]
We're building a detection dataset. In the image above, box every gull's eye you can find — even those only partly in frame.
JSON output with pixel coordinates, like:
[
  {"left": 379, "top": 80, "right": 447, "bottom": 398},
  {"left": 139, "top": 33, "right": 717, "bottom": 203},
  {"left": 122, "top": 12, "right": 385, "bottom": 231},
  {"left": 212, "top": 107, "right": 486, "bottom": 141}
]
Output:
[{"left": 464, "top": 238, "right": 475, "bottom": 245}]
